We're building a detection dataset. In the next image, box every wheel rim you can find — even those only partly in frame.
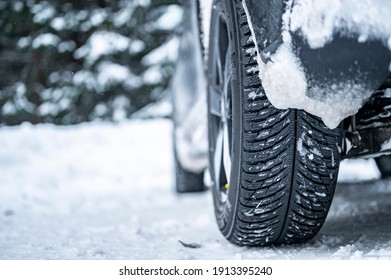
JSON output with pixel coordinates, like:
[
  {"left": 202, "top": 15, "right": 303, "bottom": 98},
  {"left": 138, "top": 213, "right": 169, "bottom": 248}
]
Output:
[{"left": 209, "top": 12, "right": 233, "bottom": 203}]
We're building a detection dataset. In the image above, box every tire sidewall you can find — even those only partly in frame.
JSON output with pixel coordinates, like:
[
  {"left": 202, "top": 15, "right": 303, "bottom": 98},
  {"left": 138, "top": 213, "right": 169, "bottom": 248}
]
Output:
[{"left": 208, "top": 0, "right": 242, "bottom": 237}]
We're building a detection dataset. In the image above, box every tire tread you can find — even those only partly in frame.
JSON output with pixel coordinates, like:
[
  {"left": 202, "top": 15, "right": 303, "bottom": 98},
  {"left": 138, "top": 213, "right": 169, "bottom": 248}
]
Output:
[{"left": 226, "top": 1, "right": 342, "bottom": 245}]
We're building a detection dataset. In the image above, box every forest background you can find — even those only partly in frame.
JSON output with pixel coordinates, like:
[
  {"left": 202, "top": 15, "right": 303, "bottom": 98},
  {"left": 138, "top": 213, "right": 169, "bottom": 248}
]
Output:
[{"left": 0, "top": 0, "right": 180, "bottom": 125}]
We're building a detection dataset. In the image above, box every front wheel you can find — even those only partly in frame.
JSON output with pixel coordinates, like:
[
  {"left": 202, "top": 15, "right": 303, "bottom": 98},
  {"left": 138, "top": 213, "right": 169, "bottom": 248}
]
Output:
[{"left": 207, "top": 0, "right": 343, "bottom": 245}]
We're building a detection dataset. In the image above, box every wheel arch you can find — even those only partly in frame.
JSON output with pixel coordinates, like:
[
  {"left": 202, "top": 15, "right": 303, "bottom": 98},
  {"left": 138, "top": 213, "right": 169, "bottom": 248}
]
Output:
[{"left": 243, "top": 0, "right": 391, "bottom": 122}]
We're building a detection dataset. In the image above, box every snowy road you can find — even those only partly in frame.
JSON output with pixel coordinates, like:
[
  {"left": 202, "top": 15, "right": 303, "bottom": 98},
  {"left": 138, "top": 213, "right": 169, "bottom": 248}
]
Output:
[{"left": 1, "top": 119, "right": 391, "bottom": 259}]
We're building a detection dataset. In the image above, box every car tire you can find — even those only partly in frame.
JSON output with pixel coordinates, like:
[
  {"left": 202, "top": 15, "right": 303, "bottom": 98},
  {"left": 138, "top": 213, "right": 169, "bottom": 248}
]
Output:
[
  {"left": 207, "top": 0, "right": 343, "bottom": 245},
  {"left": 375, "top": 155, "right": 391, "bottom": 177}
]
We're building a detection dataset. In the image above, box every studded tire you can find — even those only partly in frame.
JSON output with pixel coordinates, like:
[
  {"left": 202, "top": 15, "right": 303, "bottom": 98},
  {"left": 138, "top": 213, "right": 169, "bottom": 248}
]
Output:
[{"left": 207, "top": 0, "right": 343, "bottom": 245}]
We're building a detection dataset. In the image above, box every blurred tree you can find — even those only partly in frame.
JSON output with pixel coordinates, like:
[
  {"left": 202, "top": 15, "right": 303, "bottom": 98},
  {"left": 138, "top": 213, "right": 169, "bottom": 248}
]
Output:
[{"left": 0, "top": 0, "right": 181, "bottom": 125}]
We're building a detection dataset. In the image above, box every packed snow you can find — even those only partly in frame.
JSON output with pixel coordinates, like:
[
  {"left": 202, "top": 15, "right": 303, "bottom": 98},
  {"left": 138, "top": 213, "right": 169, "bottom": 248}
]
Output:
[
  {"left": 1, "top": 119, "right": 391, "bottom": 260},
  {"left": 243, "top": 0, "right": 391, "bottom": 129}
]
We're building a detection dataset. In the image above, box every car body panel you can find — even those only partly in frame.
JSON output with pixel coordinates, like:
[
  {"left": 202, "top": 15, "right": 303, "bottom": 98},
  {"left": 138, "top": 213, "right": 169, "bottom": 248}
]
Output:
[
  {"left": 243, "top": 0, "right": 391, "bottom": 155},
  {"left": 171, "top": 0, "right": 208, "bottom": 172}
]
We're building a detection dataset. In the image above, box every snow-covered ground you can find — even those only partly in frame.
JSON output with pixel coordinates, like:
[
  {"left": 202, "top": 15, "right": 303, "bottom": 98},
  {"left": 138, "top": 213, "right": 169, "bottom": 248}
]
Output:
[{"left": 0, "top": 119, "right": 391, "bottom": 259}]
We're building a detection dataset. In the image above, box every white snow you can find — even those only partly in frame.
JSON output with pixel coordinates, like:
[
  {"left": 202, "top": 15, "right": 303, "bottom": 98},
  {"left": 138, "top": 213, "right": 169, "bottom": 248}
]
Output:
[
  {"left": 12, "top": 1, "right": 23, "bottom": 12},
  {"left": 17, "top": 37, "right": 32, "bottom": 49},
  {"left": 382, "top": 138, "right": 391, "bottom": 151},
  {"left": 58, "top": 40, "right": 76, "bottom": 53},
  {"left": 242, "top": 0, "right": 389, "bottom": 129},
  {"left": 1, "top": 119, "right": 391, "bottom": 259},
  {"left": 72, "top": 62, "right": 142, "bottom": 92},
  {"left": 2, "top": 102, "right": 17, "bottom": 116},
  {"left": 38, "top": 90, "right": 71, "bottom": 116},
  {"left": 32, "top": 3, "right": 55, "bottom": 24},
  {"left": 90, "top": 9, "right": 107, "bottom": 27},
  {"left": 96, "top": 62, "right": 139, "bottom": 89},
  {"left": 142, "top": 66, "right": 164, "bottom": 85},
  {"left": 338, "top": 159, "right": 381, "bottom": 182},
  {"left": 51, "top": 17, "right": 66, "bottom": 31},
  {"left": 4, "top": 83, "right": 35, "bottom": 115},
  {"left": 156, "top": 5, "right": 183, "bottom": 30},
  {"left": 385, "top": 88, "right": 391, "bottom": 98},
  {"left": 32, "top": 33, "right": 61, "bottom": 49},
  {"left": 248, "top": 90, "right": 262, "bottom": 100},
  {"left": 73, "top": 70, "right": 95, "bottom": 90},
  {"left": 142, "top": 37, "right": 179, "bottom": 65},
  {"left": 289, "top": 0, "right": 391, "bottom": 49},
  {"left": 133, "top": 98, "right": 172, "bottom": 119},
  {"left": 199, "top": 0, "right": 213, "bottom": 59},
  {"left": 74, "top": 31, "right": 133, "bottom": 64}
]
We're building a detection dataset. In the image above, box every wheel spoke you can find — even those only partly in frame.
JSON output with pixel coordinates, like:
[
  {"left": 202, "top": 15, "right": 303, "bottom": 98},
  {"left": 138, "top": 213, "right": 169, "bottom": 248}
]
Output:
[
  {"left": 210, "top": 87, "right": 222, "bottom": 117},
  {"left": 217, "top": 58, "right": 223, "bottom": 88},
  {"left": 222, "top": 42, "right": 232, "bottom": 182},
  {"left": 223, "top": 119, "right": 231, "bottom": 183},
  {"left": 213, "top": 124, "right": 224, "bottom": 187},
  {"left": 214, "top": 39, "right": 224, "bottom": 87},
  {"left": 223, "top": 42, "right": 232, "bottom": 118},
  {"left": 222, "top": 74, "right": 232, "bottom": 119}
]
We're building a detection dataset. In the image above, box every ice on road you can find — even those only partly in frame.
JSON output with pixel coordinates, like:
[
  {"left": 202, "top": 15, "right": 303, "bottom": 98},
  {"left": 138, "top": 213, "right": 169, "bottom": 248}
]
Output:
[{"left": 1, "top": 119, "right": 391, "bottom": 259}]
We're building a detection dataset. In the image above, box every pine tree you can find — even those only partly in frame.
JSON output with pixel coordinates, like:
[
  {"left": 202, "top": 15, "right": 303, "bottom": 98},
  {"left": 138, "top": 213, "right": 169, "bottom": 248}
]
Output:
[{"left": 0, "top": 0, "right": 181, "bottom": 125}]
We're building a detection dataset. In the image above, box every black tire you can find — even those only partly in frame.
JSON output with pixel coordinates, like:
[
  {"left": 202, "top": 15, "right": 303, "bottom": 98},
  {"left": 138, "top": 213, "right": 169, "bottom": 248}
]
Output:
[
  {"left": 207, "top": 0, "right": 343, "bottom": 245},
  {"left": 375, "top": 155, "right": 391, "bottom": 177}
]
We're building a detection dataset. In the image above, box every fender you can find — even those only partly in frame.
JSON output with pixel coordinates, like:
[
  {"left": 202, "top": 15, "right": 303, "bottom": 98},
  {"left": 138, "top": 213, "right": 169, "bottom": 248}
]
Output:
[{"left": 243, "top": 0, "right": 391, "bottom": 111}]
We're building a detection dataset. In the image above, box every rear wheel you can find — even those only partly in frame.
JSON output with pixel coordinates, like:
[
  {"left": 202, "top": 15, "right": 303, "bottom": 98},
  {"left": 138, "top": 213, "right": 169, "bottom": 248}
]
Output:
[
  {"left": 207, "top": 0, "right": 343, "bottom": 245},
  {"left": 375, "top": 155, "right": 391, "bottom": 177}
]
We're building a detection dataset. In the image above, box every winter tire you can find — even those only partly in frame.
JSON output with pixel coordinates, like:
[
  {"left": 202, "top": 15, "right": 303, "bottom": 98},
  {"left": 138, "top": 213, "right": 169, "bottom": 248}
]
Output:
[
  {"left": 207, "top": 0, "right": 343, "bottom": 245},
  {"left": 375, "top": 155, "right": 391, "bottom": 178}
]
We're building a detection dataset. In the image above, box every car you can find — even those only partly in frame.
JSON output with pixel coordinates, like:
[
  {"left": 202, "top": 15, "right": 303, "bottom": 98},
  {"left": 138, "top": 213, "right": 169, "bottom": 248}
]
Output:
[{"left": 171, "top": 0, "right": 391, "bottom": 246}]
